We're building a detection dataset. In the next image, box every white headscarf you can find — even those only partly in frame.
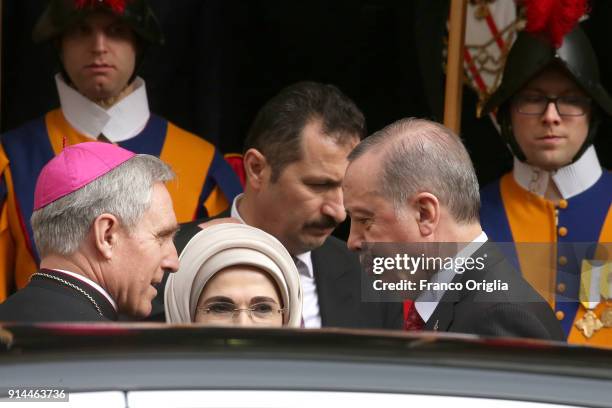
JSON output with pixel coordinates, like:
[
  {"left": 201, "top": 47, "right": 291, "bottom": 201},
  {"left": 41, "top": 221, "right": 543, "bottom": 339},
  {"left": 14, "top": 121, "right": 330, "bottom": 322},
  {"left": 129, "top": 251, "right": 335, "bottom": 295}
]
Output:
[{"left": 165, "top": 223, "right": 303, "bottom": 327}]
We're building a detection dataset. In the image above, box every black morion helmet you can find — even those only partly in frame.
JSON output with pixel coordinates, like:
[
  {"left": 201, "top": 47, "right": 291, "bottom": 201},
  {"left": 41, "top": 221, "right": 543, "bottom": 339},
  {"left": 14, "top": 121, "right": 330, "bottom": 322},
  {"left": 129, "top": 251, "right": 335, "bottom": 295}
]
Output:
[
  {"left": 482, "top": 0, "right": 612, "bottom": 163},
  {"left": 32, "top": 0, "right": 164, "bottom": 87},
  {"left": 33, "top": 0, "right": 164, "bottom": 45}
]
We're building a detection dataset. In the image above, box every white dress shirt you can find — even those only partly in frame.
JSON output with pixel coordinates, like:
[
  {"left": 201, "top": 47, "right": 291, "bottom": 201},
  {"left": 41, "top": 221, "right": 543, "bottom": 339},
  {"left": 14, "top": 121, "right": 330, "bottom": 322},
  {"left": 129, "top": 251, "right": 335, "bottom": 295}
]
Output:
[
  {"left": 56, "top": 73, "right": 150, "bottom": 143},
  {"left": 512, "top": 145, "right": 602, "bottom": 199},
  {"left": 231, "top": 194, "right": 322, "bottom": 328},
  {"left": 415, "top": 231, "right": 488, "bottom": 323}
]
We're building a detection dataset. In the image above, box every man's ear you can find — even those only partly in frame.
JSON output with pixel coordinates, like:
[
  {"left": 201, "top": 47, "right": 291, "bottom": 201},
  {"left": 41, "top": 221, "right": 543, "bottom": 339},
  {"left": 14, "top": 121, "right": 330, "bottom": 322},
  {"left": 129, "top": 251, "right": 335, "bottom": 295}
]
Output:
[
  {"left": 92, "top": 213, "right": 121, "bottom": 260},
  {"left": 413, "top": 192, "right": 440, "bottom": 238},
  {"left": 243, "top": 148, "right": 270, "bottom": 190}
]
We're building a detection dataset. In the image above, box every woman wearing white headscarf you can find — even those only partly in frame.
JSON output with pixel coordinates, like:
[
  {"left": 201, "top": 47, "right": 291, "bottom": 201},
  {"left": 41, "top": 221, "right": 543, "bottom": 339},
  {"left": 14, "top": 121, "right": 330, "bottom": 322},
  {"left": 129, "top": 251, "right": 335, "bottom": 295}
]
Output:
[{"left": 165, "top": 222, "right": 303, "bottom": 327}]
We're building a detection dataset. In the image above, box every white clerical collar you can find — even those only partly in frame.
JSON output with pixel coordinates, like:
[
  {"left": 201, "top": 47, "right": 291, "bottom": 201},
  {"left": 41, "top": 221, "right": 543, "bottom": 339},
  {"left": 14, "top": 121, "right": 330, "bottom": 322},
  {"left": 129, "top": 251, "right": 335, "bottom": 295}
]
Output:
[
  {"left": 416, "top": 231, "right": 488, "bottom": 323},
  {"left": 231, "top": 194, "right": 314, "bottom": 278},
  {"left": 512, "top": 146, "right": 602, "bottom": 199},
  {"left": 56, "top": 73, "right": 150, "bottom": 143},
  {"left": 53, "top": 268, "right": 118, "bottom": 312}
]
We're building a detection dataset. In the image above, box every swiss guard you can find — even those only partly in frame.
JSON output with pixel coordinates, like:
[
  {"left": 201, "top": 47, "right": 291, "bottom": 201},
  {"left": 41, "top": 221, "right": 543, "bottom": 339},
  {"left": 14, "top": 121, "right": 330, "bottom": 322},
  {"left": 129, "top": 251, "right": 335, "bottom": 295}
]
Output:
[
  {"left": 0, "top": 0, "right": 243, "bottom": 300},
  {"left": 480, "top": 0, "right": 612, "bottom": 346}
]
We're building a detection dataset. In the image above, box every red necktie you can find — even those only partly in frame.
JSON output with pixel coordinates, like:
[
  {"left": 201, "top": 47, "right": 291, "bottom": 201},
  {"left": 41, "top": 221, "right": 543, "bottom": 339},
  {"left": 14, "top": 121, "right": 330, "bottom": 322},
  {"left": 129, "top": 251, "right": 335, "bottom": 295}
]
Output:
[{"left": 403, "top": 300, "right": 425, "bottom": 331}]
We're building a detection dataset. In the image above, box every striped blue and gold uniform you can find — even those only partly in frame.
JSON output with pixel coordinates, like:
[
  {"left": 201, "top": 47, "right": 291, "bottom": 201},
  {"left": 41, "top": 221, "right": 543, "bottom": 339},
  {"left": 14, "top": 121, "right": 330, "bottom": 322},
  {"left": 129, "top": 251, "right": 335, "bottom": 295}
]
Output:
[
  {"left": 480, "top": 172, "right": 612, "bottom": 347},
  {"left": 0, "top": 109, "right": 243, "bottom": 300}
]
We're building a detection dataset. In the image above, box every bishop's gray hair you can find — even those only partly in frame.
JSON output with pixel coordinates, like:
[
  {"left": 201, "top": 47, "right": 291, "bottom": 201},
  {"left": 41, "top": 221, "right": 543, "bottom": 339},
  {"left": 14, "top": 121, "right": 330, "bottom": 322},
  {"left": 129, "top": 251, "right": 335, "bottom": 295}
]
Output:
[
  {"left": 348, "top": 118, "right": 480, "bottom": 223},
  {"left": 31, "top": 154, "right": 175, "bottom": 257}
]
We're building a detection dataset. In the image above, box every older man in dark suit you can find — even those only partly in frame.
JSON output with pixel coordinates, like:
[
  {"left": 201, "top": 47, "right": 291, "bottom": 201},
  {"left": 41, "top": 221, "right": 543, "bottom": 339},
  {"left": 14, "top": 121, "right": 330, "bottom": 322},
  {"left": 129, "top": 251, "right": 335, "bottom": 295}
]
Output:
[
  {"left": 173, "top": 82, "right": 402, "bottom": 329},
  {"left": 343, "top": 118, "right": 564, "bottom": 340}
]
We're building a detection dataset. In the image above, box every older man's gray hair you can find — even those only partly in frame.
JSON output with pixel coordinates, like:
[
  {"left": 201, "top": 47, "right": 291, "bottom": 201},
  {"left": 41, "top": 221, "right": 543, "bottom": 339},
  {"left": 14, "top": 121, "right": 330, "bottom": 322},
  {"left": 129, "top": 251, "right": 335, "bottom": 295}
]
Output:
[
  {"left": 348, "top": 118, "right": 480, "bottom": 223},
  {"left": 31, "top": 154, "right": 175, "bottom": 257}
]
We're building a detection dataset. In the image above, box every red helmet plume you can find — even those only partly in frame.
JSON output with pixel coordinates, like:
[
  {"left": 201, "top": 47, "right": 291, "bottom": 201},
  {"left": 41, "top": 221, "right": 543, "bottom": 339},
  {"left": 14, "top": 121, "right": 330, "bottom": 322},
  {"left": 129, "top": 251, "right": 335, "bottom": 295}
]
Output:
[
  {"left": 523, "top": 0, "right": 589, "bottom": 48},
  {"left": 74, "top": 0, "right": 131, "bottom": 15}
]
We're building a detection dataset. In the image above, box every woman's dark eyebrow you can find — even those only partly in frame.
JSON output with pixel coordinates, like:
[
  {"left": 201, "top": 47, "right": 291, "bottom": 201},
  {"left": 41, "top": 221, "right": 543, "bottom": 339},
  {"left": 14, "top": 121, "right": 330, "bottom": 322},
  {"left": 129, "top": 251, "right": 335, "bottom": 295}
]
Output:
[
  {"left": 251, "top": 296, "right": 278, "bottom": 304},
  {"left": 203, "top": 296, "right": 234, "bottom": 305}
]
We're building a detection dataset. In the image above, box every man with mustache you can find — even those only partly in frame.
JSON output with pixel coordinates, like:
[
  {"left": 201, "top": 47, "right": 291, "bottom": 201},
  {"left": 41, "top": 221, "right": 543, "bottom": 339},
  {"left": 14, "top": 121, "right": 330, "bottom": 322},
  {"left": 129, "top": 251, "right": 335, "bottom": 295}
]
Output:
[
  {"left": 479, "top": 2, "right": 612, "bottom": 346},
  {"left": 174, "top": 82, "right": 402, "bottom": 329},
  {"left": 0, "top": 0, "right": 242, "bottom": 301}
]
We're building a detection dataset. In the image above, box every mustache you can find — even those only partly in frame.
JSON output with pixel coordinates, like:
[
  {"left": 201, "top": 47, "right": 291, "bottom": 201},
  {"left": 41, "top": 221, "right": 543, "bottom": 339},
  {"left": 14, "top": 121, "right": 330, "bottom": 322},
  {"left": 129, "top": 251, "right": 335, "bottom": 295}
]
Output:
[{"left": 304, "top": 216, "right": 338, "bottom": 230}]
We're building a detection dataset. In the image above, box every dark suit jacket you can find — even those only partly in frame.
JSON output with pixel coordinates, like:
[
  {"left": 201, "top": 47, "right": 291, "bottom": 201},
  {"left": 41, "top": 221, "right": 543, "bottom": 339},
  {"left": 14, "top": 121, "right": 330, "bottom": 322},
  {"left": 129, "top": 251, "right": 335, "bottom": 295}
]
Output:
[
  {"left": 163, "top": 216, "right": 403, "bottom": 329},
  {"left": 424, "top": 243, "right": 565, "bottom": 341},
  {"left": 311, "top": 235, "right": 402, "bottom": 329},
  {"left": 0, "top": 269, "right": 117, "bottom": 322}
]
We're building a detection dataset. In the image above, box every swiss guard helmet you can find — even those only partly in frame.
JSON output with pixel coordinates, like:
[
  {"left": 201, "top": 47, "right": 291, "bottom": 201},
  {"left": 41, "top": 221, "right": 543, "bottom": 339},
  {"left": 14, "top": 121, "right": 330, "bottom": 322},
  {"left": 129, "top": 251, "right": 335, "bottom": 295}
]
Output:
[
  {"left": 32, "top": 0, "right": 164, "bottom": 86},
  {"left": 32, "top": 0, "right": 164, "bottom": 45},
  {"left": 482, "top": 0, "right": 612, "bottom": 163}
]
